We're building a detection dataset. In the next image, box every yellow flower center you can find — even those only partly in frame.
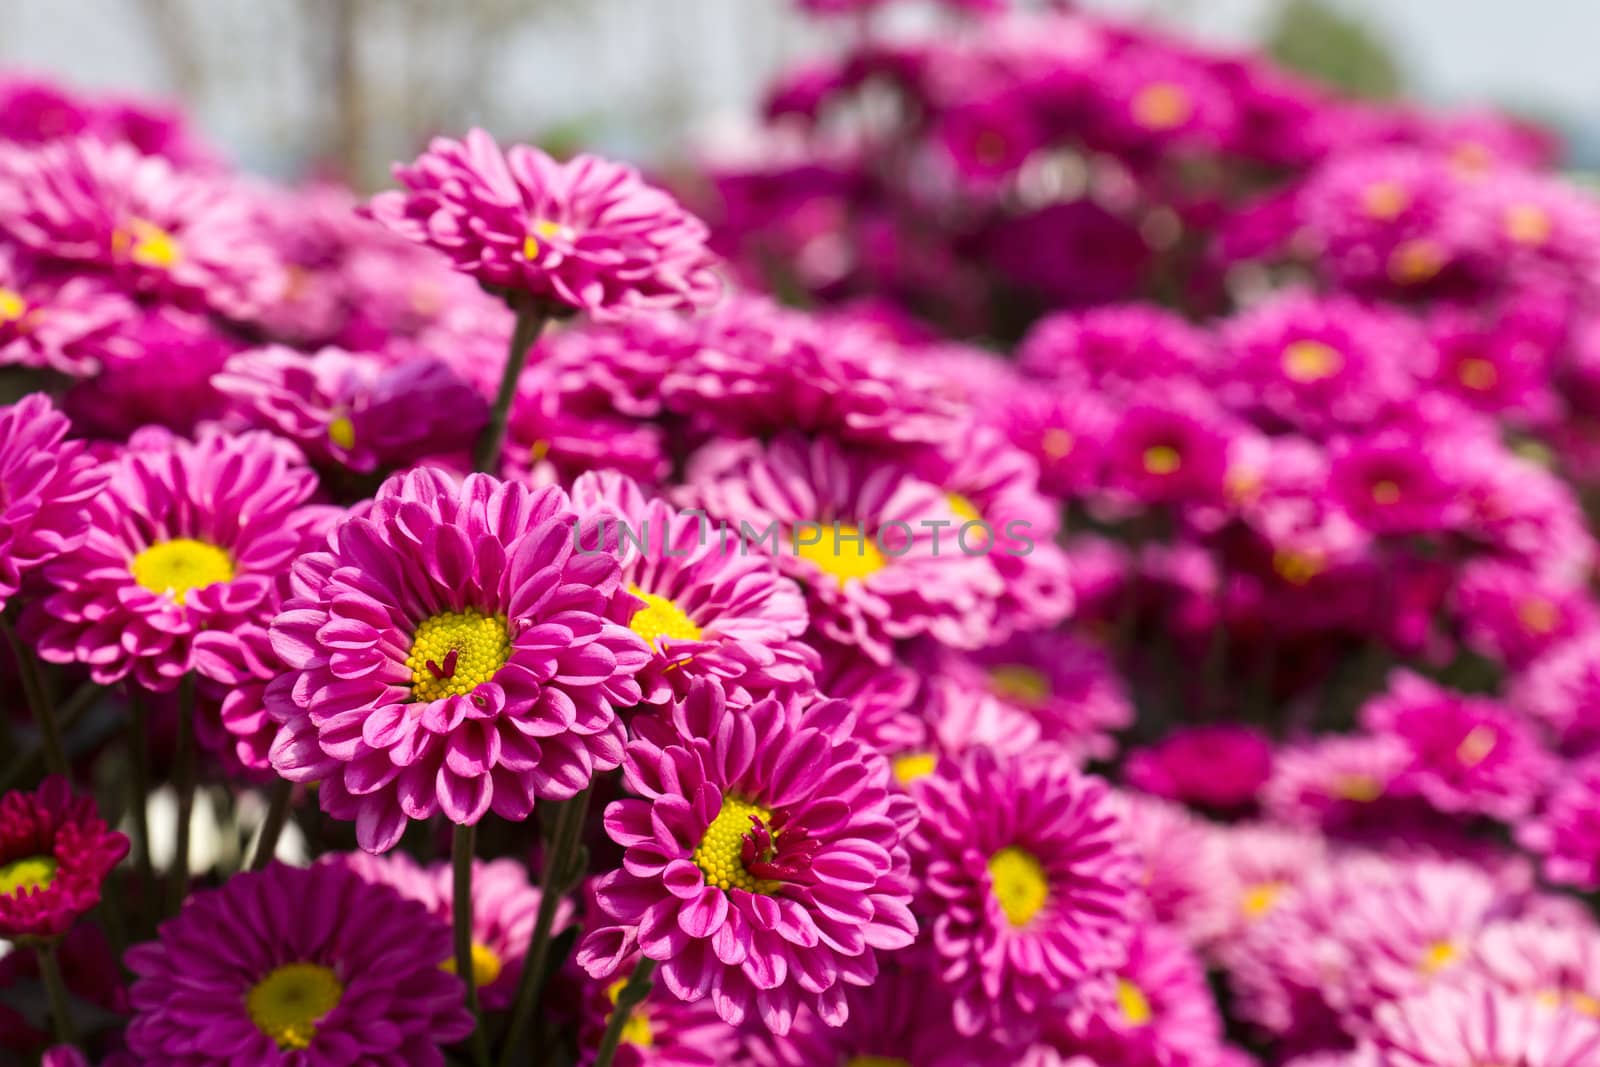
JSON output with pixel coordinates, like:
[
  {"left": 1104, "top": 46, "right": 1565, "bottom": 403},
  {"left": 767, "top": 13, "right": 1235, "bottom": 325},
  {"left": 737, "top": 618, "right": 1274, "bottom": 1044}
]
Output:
[
  {"left": 1116, "top": 978, "right": 1153, "bottom": 1027},
  {"left": 793, "top": 524, "right": 886, "bottom": 587},
  {"left": 523, "top": 218, "right": 567, "bottom": 260},
  {"left": 0, "top": 288, "right": 26, "bottom": 324},
  {"left": 694, "top": 796, "right": 778, "bottom": 894},
  {"left": 119, "top": 217, "right": 182, "bottom": 269},
  {"left": 327, "top": 416, "right": 356, "bottom": 451},
  {"left": 1241, "top": 881, "right": 1285, "bottom": 919},
  {"left": 891, "top": 752, "right": 938, "bottom": 784},
  {"left": 1361, "top": 181, "right": 1410, "bottom": 221},
  {"left": 1457, "top": 357, "right": 1498, "bottom": 392},
  {"left": 130, "top": 539, "right": 235, "bottom": 604},
  {"left": 627, "top": 585, "right": 703, "bottom": 648},
  {"left": 1419, "top": 940, "right": 1460, "bottom": 975},
  {"left": 1143, "top": 445, "right": 1181, "bottom": 476},
  {"left": 989, "top": 664, "right": 1050, "bottom": 706},
  {"left": 1518, "top": 597, "right": 1559, "bottom": 635},
  {"left": 1505, "top": 203, "right": 1552, "bottom": 246},
  {"left": 1131, "top": 82, "right": 1193, "bottom": 131},
  {"left": 1281, "top": 340, "right": 1344, "bottom": 384},
  {"left": 1334, "top": 774, "right": 1384, "bottom": 803},
  {"left": 948, "top": 493, "right": 983, "bottom": 525},
  {"left": 406, "top": 608, "right": 511, "bottom": 702},
  {"left": 1456, "top": 725, "right": 1498, "bottom": 767},
  {"left": 441, "top": 941, "right": 503, "bottom": 989},
  {"left": 1371, "top": 479, "right": 1402, "bottom": 505},
  {"left": 1041, "top": 428, "right": 1075, "bottom": 460},
  {"left": 246, "top": 962, "right": 343, "bottom": 1051},
  {"left": 1273, "top": 549, "right": 1325, "bottom": 586},
  {"left": 988, "top": 846, "right": 1049, "bottom": 927},
  {"left": 606, "top": 977, "right": 654, "bottom": 1047},
  {"left": 1388, "top": 238, "right": 1445, "bottom": 284},
  {"left": 0, "top": 855, "right": 58, "bottom": 896}
]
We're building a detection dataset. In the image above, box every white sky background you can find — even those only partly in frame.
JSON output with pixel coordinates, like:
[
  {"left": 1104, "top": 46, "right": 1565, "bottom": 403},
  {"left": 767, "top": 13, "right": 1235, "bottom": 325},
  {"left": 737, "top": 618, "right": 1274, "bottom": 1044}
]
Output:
[{"left": 2, "top": 0, "right": 1599, "bottom": 170}]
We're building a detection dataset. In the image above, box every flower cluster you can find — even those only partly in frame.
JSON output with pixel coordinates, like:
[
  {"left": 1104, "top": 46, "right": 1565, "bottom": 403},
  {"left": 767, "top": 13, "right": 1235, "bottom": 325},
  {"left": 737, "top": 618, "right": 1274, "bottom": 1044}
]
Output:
[{"left": 3, "top": 5, "right": 1600, "bottom": 1066}]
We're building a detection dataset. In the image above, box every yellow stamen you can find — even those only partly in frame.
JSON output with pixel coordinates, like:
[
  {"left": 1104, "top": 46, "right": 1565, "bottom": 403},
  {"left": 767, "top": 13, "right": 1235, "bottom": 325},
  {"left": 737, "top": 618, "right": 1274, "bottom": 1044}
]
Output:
[
  {"left": 523, "top": 218, "right": 566, "bottom": 260},
  {"left": 1504, "top": 203, "right": 1552, "bottom": 246},
  {"left": 1041, "top": 428, "right": 1075, "bottom": 461},
  {"left": 1371, "top": 480, "right": 1402, "bottom": 506},
  {"left": 1334, "top": 774, "right": 1383, "bottom": 803},
  {"left": 627, "top": 585, "right": 702, "bottom": 648},
  {"left": 405, "top": 608, "right": 511, "bottom": 702},
  {"left": 1116, "top": 978, "right": 1153, "bottom": 1027},
  {"left": 1241, "top": 881, "right": 1285, "bottom": 920},
  {"left": 1419, "top": 940, "right": 1460, "bottom": 975},
  {"left": 441, "top": 941, "right": 503, "bottom": 989},
  {"left": 246, "top": 962, "right": 343, "bottom": 1051},
  {"left": 0, "top": 288, "right": 26, "bottom": 324},
  {"left": 989, "top": 664, "right": 1050, "bottom": 707},
  {"left": 1131, "top": 83, "right": 1192, "bottom": 131},
  {"left": 1388, "top": 238, "right": 1445, "bottom": 285},
  {"left": 694, "top": 796, "right": 778, "bottom": 894},
  {"left": 988, "top": 846, "right": 1049, "bottom": 927},
  {"left": 0, "top": 855, "right": 58, "bottom": 896},
  {"left": 793, "top": 524, "right": 886, "bottom": 587},
  {"left": 327, "top": 416, "right": 356, "bottom": 451},
  {"left": 1457, "top": 357, "right": 1498, "bottom": 392},
  {"left": 947, "top": 493, "right": 983, "bottom": 525},
  {"left": 130, "top": 539, "right": 235, "bottom": 604},
  {"left": 119, "top": 218, "right": 182, "bottom": 269},
  {"left": 1273, "top": 549, "right": 1325, "bottom": 587},
  {"left": 1361, "top": 181, "right": 1410, "bottom": 221},
  {"left": 1518, "top": 598, "right": 1559, "bottom": 635},
  {"left": 1143, "top": 445, "right": 1181, "bottom": 476},
  {"left": 1456, "top": 725, "right": 1498, "bottom": 767},
  {"left": 1281, "top": 340, "right": 1343, "bottom": 384},
  {"left": 891, "top": 752, "right": 938, "bottom": 784}
]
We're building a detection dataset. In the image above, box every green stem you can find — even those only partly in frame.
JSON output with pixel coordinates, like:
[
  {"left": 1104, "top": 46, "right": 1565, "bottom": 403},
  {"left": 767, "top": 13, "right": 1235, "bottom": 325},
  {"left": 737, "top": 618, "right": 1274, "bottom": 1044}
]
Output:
[
  {"left": 38, "top": 942, "right": 78, "bottom": 1046},
  {"left": 248, "top": 778, "right": 294, "bottom": 872},
  {"left": 453, "top": 823, "right": 490, "bottom": 1067},
  {"left": 591, "top": 959, "right": 656, "bottom": 1067},
  {"left": 128, "top": 692, "right": 154, "bottom": 906},
  {"left": 472, "top": 304, "right": 548, "bottom": 473},
  {"left": 496, "top": 789, "right": 592, "bottom": 1067},
  {"left": 0, "top": 615, "right": 68, "bottom": 777},
  {"left": 168, "top": 673, "right": 197, "bottom": 914}
]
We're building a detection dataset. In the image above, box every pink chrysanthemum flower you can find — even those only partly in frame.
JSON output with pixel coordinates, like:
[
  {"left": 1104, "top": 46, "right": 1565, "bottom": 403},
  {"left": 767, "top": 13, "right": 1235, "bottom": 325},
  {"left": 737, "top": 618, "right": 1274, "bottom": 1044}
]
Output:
[
  {"left": 1116, "top": 792, "right": 1232, "bottom": 946},
  {"left": 60, "top": 305, "right": 236, "bottom": 439},
  {"left": 577, "top": 680, "right": 918, "bottom": 1034},
  {"left": 0, "top": 394, "right": 103, "bottom": 613},
  {"left": 686, "top": 434, "right": 1003, "bottom": 664},
  {"left": 1329, "top": 437, "right": 1458, "bottom": 537},
  {"left": 125, "top": 862, "right": 472, "bottom": 1065},
  {"left": 0, "top": 248, "right": 130, "bottom": 377},
  {"left": 989, "top": 381, "right": 1117, "bottom": 501},
  {"left": 504, "top": 380, "right": 670, "bottom": 487},
  {"left": 740, "top": 959, "right": 990, "bottom": 1067},
  {"left": 367, "top": 129, "right": 719, "bottom": 317},
  {"left": 1463, "top": 919, "right": 1600, "bottom": 1014},
  {"left": 1369, "top": 981, "right": 1600, "bottom": 1067},
  {"left": 26, "top": 427, "right": 318, "bottom": 691},
  {"left": 576, "top": 959, "right": 739, "bottom": 1067},
  {"left": 1211, "top": 823, "right": 1329, "bottom": 946},
  {"left": 0, "top": 777, "right": 128, "bottom": 942},
  {"left": 1261, "top": 734, "right": 1412, "bottom": 831},
  {"left": 0, "top": 136, "right": 283, "bottom": 318},
  {"left": 908, "top": 749, "right": 1141, "bottom": 1038},
  {"left": 1125, "top": 725, "right": 1274, "bottom": 812},
  {"left": 333, "top": 850, "right": 568, "bottom": 1011},
  {"left": 213, "top": 346, "right": 488, "bottom": 473},
  {"left": 1103, "top": 403, "right": 1233, "bottom": 507},
  {"left": 1451, "top": 559, "right": 1594, "bottom": 670},
  {"left": 268, "top": 467, "right": 650, "bottom": 852},
  {"left": 1361, "top": 671, "right": 1554, "bottom": 822},
  {"left": 1509, "top": 632, "right": 1600, "bottom": 756},
  {"left": 1517, "top": 754, "right": 1600, "bottom": 891},
  {"left": 571, "top": 471, "right": 815, "bottom": 709},
  {"left": 1018, "top": 304, "right": 1215, "bottom": 398},
  {"left": 813, "top": 636, "right": 922, "bottom": 755}
]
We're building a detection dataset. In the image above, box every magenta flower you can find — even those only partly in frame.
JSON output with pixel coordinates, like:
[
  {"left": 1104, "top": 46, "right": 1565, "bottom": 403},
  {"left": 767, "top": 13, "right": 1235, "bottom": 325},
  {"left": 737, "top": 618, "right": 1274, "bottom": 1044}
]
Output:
[
  {"left": 0, "top": 136, "right": 283, "bottom": 318},
  {"left": 1370, "top": 981, "right": 1600, "bottom": 1067},
  {"left": 572, "top": 471, "right": 815, "bottom": 709},
  {"left": 1125, "top": 725, "right": 1274, "bottom": 811},
  {"left": 26, "top": 427, "right": 319, "bottom": 691},
  {"left": 577, "top": 680, "right": 918, "bottom": 1034},
  {"left": 908, "top": 749, "right": 1141, "bottom": 1038},
  {"left": 1018, "top": 304, "right": 1215, "bottom": 398},
  {"left": 367, "top": 129, "right": 719, "bottom": 316},
  {"left": 0, "top": 248, "right": 130, "bottom": 377},
  {"left": 1329, "top": 438, "right": 1457, "bottom": 537},
  {"left": 1450, "top": 559, "right": 1593, "bottom": 669},
  {"left": 213, "top": 345, "right": 489, "bottom": 473},
  {"left": 0, "top": 394, "right": 103, "bottom": 613},
  {"left": 333, "top": 850, "right": 570, "bottom": 1011},
  {"left": 1103, "top": 403, "right": 1233, "bottom": 507},
  {"left": 1262, "top": 734, "right": 1412, "bottom": 831},
  {"left": 1509, "top": 632, "right": 1600, "bottom": 755},
  {"left": 125, "top": 862, "right": 472, "bottom": 1065},
  {"left": 1361, "top": 671, "right": 1555, "bottom": 822},
  {"left": 687, "top": 434, "right": 1003, "bottom": 664},
  {"left": 1116, "top": 793, "right": 1233, "bottom": 946},
  {"left": 60, "top": 305, "right": 236, "bottom": 439},
  {"left": 1465, "top": 919, "right": 1600, "bottom": 1013},
  {"left": 268, "top": 467, "right": 649, "bottom": 852},
  {"left": 576, "top": 959, "right": 739, "bottom": 1067},
  {"left": 1517, "top": 754, "right": 1600, "bottom": 891},
  {"left": 0, "top": 777, "right": 128, "bottom": 942}
]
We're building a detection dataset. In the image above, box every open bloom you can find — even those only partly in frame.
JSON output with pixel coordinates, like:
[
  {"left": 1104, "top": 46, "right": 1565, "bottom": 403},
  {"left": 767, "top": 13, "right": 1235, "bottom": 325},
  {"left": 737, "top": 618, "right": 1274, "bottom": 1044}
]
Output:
[
  {"left": 125, "top": 862, "right": 472, "bottom": 1065},
  {"left": 0, "top": 394, "right": 103, "bottom": 613},
  {"left": 687, "top": 434, "right": 1003, "bottom": 664},
  {"left": 908, "top": 749, "right": 1141, "bottom": 1038},
  {"left": 268, "top": 467, "right": 649, "bottom": 852},
  {"left": 367, "top": 129, "right": 719, "bottom": 317},
  {"left": 0, "top": 136, "right": 283, "bottom": 318},
  {"left": 573, "top": 471, "right": 815, "bottom": 708},
  {"left": 1517, "top": 753, "right": 1600, "bottom": 891},
  {"left": 0, "top": 248, "right": 130, "bottom": 377},
  {"left": 213, "top": 346, "right": 489, "bottom": 473},
  {"left": 0, "top": 777, "right": 128, "bottom": 942},
  {"left": 576, "top": 957, "right": 740, "bottom": 1067},
  {"left": 1369, "top": 981, "right": 1600, "bottom": 1067},
  {"left": 333, "top": 850, "right": 567, "bottom": 1011},
  {"left": 578, "top": 680, "right": 918, "bottom": 1034},
  {"left": 27, "top": 427, "right": 319, "bottom": 691}
]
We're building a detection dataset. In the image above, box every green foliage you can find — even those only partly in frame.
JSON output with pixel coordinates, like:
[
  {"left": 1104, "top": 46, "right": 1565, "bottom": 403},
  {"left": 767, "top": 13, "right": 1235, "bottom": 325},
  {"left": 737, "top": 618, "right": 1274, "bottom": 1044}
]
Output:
[{"left": 1265, "top": 0, "right": 1404, "bottom": 100}]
